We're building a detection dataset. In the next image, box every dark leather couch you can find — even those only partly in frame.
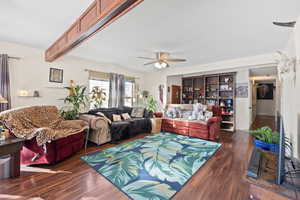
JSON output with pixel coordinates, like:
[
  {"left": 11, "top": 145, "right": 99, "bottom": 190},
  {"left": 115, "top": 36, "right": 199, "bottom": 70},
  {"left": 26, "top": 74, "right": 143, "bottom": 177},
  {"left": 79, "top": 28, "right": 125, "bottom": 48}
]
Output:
[{"left": 88, "top": 107, "right": 152, "bottom": 142}]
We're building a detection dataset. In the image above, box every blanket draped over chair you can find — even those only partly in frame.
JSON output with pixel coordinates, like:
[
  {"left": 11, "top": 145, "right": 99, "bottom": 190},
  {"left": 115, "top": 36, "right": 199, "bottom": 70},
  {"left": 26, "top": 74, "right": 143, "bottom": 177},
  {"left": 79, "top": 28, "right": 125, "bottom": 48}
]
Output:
[{"left": 0, "top": 106, "right": 89, "bottom": 146}]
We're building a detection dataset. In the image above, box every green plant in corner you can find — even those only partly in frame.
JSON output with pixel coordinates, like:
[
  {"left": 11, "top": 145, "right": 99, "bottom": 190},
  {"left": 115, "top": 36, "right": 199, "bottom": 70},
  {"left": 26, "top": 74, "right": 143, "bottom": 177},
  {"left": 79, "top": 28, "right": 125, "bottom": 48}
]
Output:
[
  {"left": 146, "top": 95, "right": 158, "bottom": 113},
  {"left": 249, "top": 126, "right": 279, "bottom": 144},
  {"left": 61, "top": 85, "right": 88, "bottom": 120}
]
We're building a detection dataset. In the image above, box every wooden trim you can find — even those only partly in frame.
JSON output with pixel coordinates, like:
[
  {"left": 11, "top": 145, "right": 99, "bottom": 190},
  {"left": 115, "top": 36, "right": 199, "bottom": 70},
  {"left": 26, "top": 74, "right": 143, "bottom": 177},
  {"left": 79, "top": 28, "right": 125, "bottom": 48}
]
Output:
[{"left": 45, "top": 0, "right": 144, "bottom": 62}]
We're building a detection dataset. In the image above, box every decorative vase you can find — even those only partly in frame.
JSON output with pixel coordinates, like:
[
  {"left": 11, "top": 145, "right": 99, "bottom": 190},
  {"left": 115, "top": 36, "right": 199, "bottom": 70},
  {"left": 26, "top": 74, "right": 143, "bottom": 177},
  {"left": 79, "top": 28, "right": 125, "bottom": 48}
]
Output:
[
  {"left": 154, "top": 112, "right": 163, "bottom": 118},
  {"left": 253, "top": 138, "right": 279, "bottom": 153}
]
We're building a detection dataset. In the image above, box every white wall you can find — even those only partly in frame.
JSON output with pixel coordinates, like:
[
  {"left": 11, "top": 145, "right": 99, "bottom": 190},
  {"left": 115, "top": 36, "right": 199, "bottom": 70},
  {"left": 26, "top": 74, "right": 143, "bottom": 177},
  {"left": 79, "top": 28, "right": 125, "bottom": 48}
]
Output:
[
  {"left": 143, "top": 54, "right": 276, "bottom": 130},
  {"left": 256, "top": 80, "right": 276, "bottom": 116},
  {"left": 294, "top": 16, "right": 300, "bottom": 158},
  {"left": 0, "top": 42, "right": 144, "bottom": 110}
]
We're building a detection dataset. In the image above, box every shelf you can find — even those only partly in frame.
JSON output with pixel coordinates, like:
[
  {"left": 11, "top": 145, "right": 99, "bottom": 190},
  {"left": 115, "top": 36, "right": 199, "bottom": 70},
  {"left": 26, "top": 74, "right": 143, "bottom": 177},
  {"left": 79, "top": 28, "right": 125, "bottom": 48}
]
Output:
[
  {"left": 221, "top": 128, "right": 234, "bottom": 132},
  {"left": 222, "top": 121, "right": 234, "bottom": 124},
  {"left": 18, "top": 96, "right": 41, "bottom": 98}
]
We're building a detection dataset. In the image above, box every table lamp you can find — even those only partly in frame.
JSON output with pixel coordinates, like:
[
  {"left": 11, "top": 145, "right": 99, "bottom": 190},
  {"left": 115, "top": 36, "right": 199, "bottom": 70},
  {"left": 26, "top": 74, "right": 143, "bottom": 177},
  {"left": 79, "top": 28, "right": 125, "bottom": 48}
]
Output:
[{"left": 0, "top": 94, "right": 8, "bottom": 104}]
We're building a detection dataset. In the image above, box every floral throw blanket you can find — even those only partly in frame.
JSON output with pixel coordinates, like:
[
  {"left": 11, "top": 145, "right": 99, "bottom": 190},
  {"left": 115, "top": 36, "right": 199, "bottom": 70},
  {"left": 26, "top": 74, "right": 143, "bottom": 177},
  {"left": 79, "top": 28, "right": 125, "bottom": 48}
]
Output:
[{"left": 0, "top": 106, "right": 89, "bottom": 146}]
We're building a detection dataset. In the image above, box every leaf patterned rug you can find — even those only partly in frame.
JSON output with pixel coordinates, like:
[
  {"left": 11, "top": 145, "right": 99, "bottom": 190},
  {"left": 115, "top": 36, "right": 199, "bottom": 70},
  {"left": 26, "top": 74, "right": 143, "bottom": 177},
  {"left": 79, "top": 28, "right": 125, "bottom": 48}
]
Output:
[{"left": 81, "top": 132, "right": 221, "bottom": 200}]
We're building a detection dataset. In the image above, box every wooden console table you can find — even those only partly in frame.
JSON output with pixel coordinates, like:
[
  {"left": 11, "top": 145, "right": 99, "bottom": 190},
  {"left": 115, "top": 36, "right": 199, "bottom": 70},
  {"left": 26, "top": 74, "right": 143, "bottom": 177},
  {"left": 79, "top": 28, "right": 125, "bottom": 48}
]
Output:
[{"left": 0, "top": 138, "right": 24, "bottom": 178}]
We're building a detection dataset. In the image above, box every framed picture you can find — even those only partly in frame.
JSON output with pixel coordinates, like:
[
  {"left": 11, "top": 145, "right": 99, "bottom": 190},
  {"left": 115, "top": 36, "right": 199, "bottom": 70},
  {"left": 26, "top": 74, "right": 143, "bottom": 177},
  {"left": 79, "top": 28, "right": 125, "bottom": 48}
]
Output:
[
  {"left": 236, "top": 83, "right": 248, "bottom": 98},
  {"left": 257, "top": 83, "right": 274, "bottom": 100},
  {"left": 49, "top": 68, "right": 63, "bottom": 83}
]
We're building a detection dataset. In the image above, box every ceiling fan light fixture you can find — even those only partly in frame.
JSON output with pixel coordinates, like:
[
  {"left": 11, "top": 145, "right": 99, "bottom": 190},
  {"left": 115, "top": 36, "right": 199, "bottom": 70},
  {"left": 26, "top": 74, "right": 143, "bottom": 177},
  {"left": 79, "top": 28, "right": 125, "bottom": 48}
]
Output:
[{"left": 154, "top": 61, "right": 167, "bottom": 69}]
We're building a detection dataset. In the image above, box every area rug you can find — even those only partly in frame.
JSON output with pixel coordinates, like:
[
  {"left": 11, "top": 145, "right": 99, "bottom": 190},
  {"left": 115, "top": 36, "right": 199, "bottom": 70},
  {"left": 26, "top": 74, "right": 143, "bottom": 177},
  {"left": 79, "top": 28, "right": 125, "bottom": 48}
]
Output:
[{"left": 81, "top": 132, "right": 221, "bottom": 200}]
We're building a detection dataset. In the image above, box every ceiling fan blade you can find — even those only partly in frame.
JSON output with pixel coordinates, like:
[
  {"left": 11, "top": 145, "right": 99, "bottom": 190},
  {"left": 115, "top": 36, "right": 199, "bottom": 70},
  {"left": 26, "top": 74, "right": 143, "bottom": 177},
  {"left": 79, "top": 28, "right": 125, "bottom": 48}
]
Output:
[
  {"left": 137, "top": 56, "right": 156, "bottom": 60},
  {"left": 144, "top": 61, "right": 157, "bottom": 66},
  {"left": 273, "top": 21, "right": 296, "bottom": 27},
  {"left": 164, "top": 58, "right": 187, "bottom": 62}
]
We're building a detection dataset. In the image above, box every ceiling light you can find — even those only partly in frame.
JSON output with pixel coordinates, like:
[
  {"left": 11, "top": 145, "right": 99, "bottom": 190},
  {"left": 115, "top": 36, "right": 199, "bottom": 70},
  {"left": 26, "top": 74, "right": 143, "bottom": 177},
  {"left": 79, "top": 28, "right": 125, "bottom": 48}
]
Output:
[{"left": 154, "top": 62, "right": 168, "bottom": 69}]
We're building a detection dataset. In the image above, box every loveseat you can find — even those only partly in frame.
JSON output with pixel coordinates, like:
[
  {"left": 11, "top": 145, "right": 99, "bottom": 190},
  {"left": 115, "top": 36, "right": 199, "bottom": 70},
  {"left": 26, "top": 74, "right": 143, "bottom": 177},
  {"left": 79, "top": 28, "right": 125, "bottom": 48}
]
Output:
[
  {"left": 0, "top": 106, "right": 89, "bottom": 165},
  {"left": 87, "top": 107, "right": 152, "bottom": 142},
  {"left": 162, "top": 104, "right": 222, "bottom": 141}
]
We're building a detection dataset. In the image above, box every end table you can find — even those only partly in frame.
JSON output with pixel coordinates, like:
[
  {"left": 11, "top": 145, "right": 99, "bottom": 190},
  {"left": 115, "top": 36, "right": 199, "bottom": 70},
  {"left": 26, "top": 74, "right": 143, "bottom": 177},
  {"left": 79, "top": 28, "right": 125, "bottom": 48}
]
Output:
[
  {"left": 151, "top": 118, "right": 162, "bottom": 134},
  {"left": 0, "top": 137, "right": 24, "bottom": 178}
]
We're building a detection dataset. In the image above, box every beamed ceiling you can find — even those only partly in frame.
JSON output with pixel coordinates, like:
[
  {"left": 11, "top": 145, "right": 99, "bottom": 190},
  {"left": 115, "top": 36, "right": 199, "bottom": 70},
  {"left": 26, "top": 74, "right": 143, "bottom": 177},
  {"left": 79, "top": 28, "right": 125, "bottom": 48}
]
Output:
[{"left": 0, "top": 0, "right": 300, "bottom": 71}]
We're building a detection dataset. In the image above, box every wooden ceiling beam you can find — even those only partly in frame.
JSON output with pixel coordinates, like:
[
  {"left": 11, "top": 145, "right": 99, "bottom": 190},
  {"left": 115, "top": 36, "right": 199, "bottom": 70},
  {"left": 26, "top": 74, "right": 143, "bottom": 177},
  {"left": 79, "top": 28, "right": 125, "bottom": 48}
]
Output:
[{"left": 45, "top": 0, "right": 143, "bottom": 62}]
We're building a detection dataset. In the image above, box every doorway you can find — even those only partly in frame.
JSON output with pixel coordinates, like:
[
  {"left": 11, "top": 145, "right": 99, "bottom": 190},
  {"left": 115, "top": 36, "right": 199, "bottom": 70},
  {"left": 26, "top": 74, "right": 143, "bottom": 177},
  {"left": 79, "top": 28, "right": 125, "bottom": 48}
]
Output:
[
  {"left": 171, "top": 85, "right": 181, "bottom": 104},
  {"left": 249, "top": 67, "right": 279, "bottom": 127}
]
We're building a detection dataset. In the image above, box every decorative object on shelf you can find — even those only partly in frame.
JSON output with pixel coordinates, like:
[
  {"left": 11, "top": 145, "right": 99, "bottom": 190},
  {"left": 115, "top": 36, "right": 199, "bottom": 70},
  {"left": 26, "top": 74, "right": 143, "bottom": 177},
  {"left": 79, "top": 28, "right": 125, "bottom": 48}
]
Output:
[
  {"left": 236, "top": 83, "right": 248, "bottom": 98},
  {"left": 18, "top": 90, "right": 41, "bottom": 98},
  {"left": 61, "top": 85, "right": 88, "bottom": 120},
  {"left": 33, "top": 90, "right": 40, "bottom": 97},
  {"left": 18, "top": 90, "right": 29, "bottom": 97},
  {"left": 249, "top": 126, "right": 279, "bottom": 153},
  {"left": 49, "top": 68, "right": 63, "bottom": 83},
  {"left": 90, "top": 86, "right": 107, "bottom": 108},
  {"left": 257, "top": 83, "right": 274, "bottom": 100}
]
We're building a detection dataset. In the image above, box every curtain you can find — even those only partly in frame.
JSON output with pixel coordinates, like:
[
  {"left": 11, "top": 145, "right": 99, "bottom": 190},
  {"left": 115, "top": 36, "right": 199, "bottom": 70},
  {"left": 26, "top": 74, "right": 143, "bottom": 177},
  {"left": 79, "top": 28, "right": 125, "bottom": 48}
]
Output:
[
  {"left": 0, "top": 54, "right": 11, "bottom": 112},
  {"left": 109, "top": 73, "right": 125, "bottom": 107}
]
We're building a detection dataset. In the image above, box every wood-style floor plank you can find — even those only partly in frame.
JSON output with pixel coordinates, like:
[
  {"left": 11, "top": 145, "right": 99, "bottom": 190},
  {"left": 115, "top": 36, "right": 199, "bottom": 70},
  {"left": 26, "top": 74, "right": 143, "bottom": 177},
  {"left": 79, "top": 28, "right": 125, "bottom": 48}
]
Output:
[{"left": 0, "top": 116, "right": 273, "bottom": 200}]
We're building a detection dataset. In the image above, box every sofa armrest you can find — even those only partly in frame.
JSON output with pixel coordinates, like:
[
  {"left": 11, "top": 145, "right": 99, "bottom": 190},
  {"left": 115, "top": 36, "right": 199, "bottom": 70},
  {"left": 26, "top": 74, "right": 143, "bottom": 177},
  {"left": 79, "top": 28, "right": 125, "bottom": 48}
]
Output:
[
  {"left": 206, "top": 117, "right": 221, "bottom": 141},
  {"left": 79, "top": 114, "right": 106, "bottom": 130}
]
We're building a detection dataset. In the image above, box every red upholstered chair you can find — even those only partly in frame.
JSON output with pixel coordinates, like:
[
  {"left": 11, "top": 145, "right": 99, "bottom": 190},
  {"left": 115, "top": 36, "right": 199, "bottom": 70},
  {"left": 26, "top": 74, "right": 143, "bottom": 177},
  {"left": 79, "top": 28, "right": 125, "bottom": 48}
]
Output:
[
  {"left": 1, "top": 106, "right": 88, "bottom": 165},
  {"left": 20, "top": 131, "right": 85, "bottom": 165}
]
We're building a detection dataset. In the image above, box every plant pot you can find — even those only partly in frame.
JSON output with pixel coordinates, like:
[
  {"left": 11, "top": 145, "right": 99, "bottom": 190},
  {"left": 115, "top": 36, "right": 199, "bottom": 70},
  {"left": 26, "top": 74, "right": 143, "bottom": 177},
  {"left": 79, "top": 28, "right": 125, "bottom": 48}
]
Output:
[
  {"left": 154, "top": 112, "right": 163, "bottom": 118},
  {"left": 253, "top": 138, "right": 279, "bottom": 153}
]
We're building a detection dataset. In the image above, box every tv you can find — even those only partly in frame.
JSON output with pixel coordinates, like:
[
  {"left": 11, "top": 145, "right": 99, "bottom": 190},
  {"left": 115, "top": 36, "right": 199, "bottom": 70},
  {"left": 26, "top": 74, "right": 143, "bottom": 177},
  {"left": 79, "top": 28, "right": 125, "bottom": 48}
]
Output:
[
  {"left": 276, "top": 114, "right": 300, "bottom": 190},
  {"left": 276, "top": 115, "right": 285, "bottom": 184}
]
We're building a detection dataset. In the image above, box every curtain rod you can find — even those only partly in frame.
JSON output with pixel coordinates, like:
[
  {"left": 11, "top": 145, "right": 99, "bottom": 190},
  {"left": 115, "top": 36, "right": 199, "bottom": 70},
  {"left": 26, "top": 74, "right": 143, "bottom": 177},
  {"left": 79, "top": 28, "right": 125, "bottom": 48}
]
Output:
[
  {"left": 84, "top": 69, "right": 140, "bottom": 79},
  {"left": 8, "top": 56, "right": 21, "bottom": 60}
]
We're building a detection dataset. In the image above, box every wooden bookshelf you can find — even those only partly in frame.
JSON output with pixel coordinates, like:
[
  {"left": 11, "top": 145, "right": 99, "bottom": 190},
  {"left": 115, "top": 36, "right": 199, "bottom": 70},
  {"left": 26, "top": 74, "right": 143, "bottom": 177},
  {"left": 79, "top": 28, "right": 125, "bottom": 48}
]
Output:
[{"left": 182, "top": 73, "right": 236, "bottom": 132}]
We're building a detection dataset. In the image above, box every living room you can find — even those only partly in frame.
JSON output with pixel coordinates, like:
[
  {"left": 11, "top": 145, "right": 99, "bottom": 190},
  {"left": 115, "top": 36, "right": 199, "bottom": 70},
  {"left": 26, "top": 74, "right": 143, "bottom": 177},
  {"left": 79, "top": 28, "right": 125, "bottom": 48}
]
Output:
[{"left": 1, "top": 0, "right": 300, "bottom": 200}]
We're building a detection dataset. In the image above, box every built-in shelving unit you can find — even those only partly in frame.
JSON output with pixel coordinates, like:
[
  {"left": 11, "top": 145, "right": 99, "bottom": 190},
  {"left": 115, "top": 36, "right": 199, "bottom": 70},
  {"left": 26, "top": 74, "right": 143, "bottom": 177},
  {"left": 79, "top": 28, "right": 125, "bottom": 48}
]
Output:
[{"left": 182, "top": 73, "right": 236, "bottom": 132}]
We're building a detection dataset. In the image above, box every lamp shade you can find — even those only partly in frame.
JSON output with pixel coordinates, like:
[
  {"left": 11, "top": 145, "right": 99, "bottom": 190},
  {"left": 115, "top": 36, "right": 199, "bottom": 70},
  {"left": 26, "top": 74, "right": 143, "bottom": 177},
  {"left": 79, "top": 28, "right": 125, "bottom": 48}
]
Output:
[{"left": 0, "top": 94, "right": 8, "bottom": 104}]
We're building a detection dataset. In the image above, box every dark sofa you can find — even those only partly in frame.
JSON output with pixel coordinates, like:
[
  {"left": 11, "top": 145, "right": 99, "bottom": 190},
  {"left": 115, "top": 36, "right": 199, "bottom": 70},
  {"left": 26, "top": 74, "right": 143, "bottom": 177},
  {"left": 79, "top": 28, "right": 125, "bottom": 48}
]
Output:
[{"left": 88, "top": 107, "right": 152, "bottom": 142}]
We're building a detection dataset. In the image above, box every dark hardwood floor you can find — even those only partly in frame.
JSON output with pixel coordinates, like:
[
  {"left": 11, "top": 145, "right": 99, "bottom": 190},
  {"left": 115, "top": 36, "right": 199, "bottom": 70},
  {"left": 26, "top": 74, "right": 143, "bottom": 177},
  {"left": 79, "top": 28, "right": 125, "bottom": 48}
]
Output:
[{"left": 0, "top": 117, "right": 274, "bottom": 200}]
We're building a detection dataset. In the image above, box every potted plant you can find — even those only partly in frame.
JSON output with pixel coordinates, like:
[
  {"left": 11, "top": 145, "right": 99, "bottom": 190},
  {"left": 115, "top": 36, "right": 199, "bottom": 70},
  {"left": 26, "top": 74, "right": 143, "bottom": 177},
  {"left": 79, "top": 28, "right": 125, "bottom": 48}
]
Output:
[
  {"left": 250, "top": 126, "right": 280, "bottom": 153},
  {"left": 90, "top": 86, "right": 106, "bottom": 108},
  {"left": 61, "top": 85, "right": 88, "bottom": 120},
  {"left": 146, "top": 96, "right": 162, "bottom": 118}
]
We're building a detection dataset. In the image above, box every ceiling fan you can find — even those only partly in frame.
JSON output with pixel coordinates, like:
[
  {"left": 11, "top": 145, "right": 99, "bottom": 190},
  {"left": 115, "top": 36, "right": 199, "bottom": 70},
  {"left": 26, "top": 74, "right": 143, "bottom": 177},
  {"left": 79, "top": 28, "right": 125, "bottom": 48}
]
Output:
[
  {"left": 138, "top": 52, "right": 186, "bottom": 69},
  {"left": 273, "top": 21, "right": 296, "bottom": 28}
]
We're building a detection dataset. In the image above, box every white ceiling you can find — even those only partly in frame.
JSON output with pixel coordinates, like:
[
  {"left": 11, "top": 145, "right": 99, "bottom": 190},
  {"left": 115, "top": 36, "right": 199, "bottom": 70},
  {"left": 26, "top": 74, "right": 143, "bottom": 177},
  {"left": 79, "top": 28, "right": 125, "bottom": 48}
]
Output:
[{"left": 1, "top": 0, "right": 299, "bottom": 71}]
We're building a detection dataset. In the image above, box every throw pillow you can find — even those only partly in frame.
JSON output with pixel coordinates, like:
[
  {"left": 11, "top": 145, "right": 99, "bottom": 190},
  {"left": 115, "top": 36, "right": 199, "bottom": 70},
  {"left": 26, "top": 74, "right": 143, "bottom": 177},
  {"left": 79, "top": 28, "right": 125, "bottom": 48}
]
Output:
[
  {"left": 112, "top": 114, "right": 122, "bottom": 122},
  {"left": 122, "top": 113, "right": 131, "bottom": 120},
  {"left": 131, "top": 107, "right": 145, "bottom": 118}
]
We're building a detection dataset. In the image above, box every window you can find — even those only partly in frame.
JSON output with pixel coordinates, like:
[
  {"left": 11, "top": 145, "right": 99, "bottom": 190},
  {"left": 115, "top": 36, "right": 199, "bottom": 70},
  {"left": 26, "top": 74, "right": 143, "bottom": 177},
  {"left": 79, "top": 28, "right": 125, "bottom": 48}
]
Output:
[
  {"left": 124, "top": 81, "right": 135, "bottom": 107},
  {"left": 89, "top": 79, "right": 110, "bottom": 108}
]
